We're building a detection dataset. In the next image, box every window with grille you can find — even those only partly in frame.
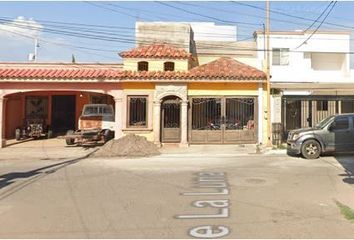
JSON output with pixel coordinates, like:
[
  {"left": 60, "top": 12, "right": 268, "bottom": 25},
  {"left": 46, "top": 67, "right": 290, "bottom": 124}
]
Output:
[
  {"left": 137, "top": 61, "right": 149, "bottom": 71},
  {"left": 272, "top": 48, "right": 289, "bottom": 65},
  {"left": 164, "top": 62, "right": 175, "bottom": 71},
  {"left": 127, "top": 96, "right": 148, "bottom": 127},
  {"left": 317, "top": 100, "right": 328, "bottom": 111}
]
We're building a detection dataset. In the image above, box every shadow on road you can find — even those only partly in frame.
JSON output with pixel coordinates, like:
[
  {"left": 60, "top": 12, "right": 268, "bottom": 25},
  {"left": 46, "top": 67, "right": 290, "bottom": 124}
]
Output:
[
  {"left": 0, "top": 154, "right": 92, "bottom": 190},
  {"left": 333, "top": 153, "right": 354, "bottom": 185}
]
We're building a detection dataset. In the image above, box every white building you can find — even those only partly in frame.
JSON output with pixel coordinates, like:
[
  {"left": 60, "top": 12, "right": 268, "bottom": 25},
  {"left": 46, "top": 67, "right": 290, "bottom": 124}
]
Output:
[{"left": 255, "top": 30, "right": 354, "bottom": 137}]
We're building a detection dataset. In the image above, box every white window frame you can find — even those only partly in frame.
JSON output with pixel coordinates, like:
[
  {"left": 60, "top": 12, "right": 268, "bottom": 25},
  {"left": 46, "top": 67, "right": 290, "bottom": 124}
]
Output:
[{"left": 272, "top": 48, "right": 289, "bottom": 66}]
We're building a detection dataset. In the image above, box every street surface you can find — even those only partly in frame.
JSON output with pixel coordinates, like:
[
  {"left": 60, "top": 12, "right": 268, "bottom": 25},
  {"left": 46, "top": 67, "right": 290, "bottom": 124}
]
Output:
[{"left": 0, "top": 140, "right": 354, "bottom": 238}]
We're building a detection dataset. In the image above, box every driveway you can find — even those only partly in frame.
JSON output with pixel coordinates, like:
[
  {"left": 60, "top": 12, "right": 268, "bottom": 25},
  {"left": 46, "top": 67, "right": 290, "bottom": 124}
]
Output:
[
  {"left": 1, "top": 138, "right": 98, "bottom": 161},
  {"left": 0, "top": 147, "right": 353, "bottom": 238}
]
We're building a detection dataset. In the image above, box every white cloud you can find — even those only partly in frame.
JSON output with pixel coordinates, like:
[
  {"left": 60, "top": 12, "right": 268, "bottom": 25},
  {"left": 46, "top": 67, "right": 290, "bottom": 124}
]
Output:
[
  {"left": 0, "top": 16, "right": 42, "bottom": 40},
  {"left": 0, "top": 17, "right": 43, "bottom": 61},
  {"left": 0, "top": 17, "right": 118, "bottom": 62}
]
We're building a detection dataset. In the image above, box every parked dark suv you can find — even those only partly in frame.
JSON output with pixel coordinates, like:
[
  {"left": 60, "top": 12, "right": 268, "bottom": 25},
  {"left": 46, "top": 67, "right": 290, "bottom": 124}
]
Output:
[{"left": 287, "top": 113, "right": 354, "bottom": 159}]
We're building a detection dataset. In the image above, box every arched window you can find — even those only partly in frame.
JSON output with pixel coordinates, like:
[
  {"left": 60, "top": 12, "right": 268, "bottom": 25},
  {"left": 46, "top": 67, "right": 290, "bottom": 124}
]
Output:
[
  {"left": 164, "top": 62, "right": 175, "bottom": 71},
  {"left": 138, "top": 61, "right": 149, "bottom": 71}
]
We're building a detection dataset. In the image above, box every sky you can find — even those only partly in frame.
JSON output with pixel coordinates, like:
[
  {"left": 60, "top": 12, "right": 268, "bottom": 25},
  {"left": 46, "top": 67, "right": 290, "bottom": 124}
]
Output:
[{"left": 1, "top": 1, "right": 354, "bottom": 63}]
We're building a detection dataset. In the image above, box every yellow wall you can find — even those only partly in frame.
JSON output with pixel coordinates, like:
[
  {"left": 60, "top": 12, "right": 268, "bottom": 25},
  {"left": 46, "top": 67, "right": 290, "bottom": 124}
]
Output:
[
  {"left": 262, "top": 84, "right": 269, "bottom": 144},
  {"left": 123, "top": 58, "right": 189, "bottom": 71},
  {"left": 188, "top": 83, "right": 258, "bottom": 96},
  {"left": 121, "top": 82, "right": 155, "bottom": 90}
]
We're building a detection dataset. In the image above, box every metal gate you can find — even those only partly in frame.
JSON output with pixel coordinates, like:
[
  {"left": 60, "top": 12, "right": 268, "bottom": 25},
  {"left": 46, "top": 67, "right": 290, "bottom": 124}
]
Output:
[
  {"left": 161, "top": 96, "right": 181, "bottom": 143},
  {"left": 189, "top": 97, "right": 257, "bottom": 144}
]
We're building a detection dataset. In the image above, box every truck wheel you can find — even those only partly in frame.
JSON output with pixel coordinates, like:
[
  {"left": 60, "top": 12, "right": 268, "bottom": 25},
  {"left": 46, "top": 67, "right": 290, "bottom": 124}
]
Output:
[
  {"left": 301, "top": 139, "right": 321, "bottom": 159},
  {"left": 15, "top": 128, "right": 21, "bottom": 141},
  {"left": 66, "top": 130, "right": 75, "bottom": 145},
  {"left": 47, "top": 129, "right": 53, "bottom": 139},
  {"left": 103, "top": 130, "right": 113, "bottom": 143}
]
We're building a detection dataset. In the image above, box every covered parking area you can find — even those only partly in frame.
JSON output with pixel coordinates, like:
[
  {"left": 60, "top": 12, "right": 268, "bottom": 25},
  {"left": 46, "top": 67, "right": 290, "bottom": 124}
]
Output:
[{"left": 0, "top": 65, "right": 124, "bottom": 148}]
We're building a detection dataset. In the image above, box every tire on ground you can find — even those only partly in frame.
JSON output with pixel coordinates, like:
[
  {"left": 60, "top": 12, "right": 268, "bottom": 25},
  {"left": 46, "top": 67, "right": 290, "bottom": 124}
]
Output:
[
  {"left": 103, "top": 129, "right": 113, "bottom": 143},
  {"left": 301, "top": 139, "right": 321, "bottom": 159},
  {"left": 66, "top": 130, "right": 75, "bottom": 145},
  {"left": 15, "top": 128, "right": 21, "bottom": 141}
]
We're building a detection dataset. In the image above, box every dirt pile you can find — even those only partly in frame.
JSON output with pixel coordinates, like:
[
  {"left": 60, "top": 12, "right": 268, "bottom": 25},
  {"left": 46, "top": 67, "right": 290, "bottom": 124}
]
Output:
[{"left": 92, "top": 134, "right": 160, "bottom": 158}]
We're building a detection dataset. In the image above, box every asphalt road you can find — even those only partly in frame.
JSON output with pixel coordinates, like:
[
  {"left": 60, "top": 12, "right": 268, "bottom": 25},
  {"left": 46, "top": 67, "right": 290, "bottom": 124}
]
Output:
[{"left": 0, "top": 152, "right": 354, "bottom": 238}]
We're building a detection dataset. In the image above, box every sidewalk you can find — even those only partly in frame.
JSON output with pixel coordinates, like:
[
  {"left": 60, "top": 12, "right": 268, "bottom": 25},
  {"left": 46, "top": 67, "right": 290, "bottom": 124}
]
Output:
[
  {"left": 159, "top": 144, "right": 287, "bottom": 157},
  {"left": 0, "top": 139, "right": 287, "bottom": 161}
]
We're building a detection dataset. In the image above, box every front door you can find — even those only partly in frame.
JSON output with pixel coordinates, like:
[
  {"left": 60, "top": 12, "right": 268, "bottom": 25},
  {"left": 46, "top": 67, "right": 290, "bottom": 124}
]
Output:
[
  {"left": 51, "top": 95, "right": 76, "bottom": 134},
  {"left": 161, "top": 97, "right": 181, "bottom": 143},
  {"left": 190, "top": 97, "right": 257, "bottom": 144}
]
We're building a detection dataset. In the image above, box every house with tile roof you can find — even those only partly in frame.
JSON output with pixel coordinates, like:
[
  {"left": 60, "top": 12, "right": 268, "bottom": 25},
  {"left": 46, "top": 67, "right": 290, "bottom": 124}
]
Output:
[{"left": 0, "top": 38, "right": 268, "bottom": 148}]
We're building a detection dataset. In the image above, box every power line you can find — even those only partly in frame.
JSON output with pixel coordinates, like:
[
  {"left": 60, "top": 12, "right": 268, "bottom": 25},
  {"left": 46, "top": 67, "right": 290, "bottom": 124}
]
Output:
[
  {"left": 175, "top": 1, "right": 312, "bottom": 29},
  {"left": 303, "top": 1, "right": 334, "bottom": 32},
  {"left": 231, "top": 1, "right": 354, "bottom": 31},
  {"left": 0, "top": 27, "right": 120, "bottom": 61},
  {"left": 2, "top": 18, "right": 354, "bottom": 56},
  {"left": 2, "top": 16, "right": 352, "bottom": 43},
  {"left": 156, "top": 1, "right": 261, "bottom": 27},
  {"left": 0, "top": 15, "right": 250, "bottom": 40},
  {"left": 84, "top": 1, "right": 154, "bottom": 21},
  {"left": 296, "top": 1, "right": 338, "bottom": 49}
]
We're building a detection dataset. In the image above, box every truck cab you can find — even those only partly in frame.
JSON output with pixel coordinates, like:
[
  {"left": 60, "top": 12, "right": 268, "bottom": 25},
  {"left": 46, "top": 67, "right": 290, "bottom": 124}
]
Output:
[
  {"left": 287, "top": 113, "right": 354, "bottom": 159},
  {"left": 79, "top": 104, "right": 115, "bottom": 131},
  {"left": 65, "top": 104, "right": 115, "bottom": 145}
]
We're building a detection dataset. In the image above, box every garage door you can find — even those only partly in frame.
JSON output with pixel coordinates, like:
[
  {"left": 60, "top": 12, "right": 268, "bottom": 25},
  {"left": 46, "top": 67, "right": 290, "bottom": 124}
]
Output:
[{"left": 189, "top": 97, "right": 257, "bottom": 144}]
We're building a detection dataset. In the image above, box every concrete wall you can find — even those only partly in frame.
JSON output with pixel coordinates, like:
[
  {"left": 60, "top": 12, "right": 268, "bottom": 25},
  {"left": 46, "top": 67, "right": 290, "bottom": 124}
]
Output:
[
  {"left": 136, "top": 22, "right": 192, "bottom": 51},
  {"left": 190, "top": 22, "right": 237, "bottom": 41},
  {"left": 123, "top": 58, "right": 189, "bottom": 71},
  {"left": 195, "top": 41, "right": 260, "bottom": 68},
  {"left": 256, "top": 31, "right": 351, "bottom": 83}
]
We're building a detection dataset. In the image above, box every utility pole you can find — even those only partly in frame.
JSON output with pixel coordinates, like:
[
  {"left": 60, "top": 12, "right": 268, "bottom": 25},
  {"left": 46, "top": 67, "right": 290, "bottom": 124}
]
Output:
[
  {"left": 265, "top": 0, "right": 272, "bottom": 146},
  {"left": 34, "top": 38, "right": 38, "bottom": 62}
]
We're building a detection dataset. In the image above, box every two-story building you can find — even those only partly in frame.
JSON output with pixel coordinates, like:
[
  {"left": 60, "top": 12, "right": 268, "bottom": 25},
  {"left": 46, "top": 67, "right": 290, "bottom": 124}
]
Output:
[{"left": 255, "top": 30, "right": 353, "bottom": 137}]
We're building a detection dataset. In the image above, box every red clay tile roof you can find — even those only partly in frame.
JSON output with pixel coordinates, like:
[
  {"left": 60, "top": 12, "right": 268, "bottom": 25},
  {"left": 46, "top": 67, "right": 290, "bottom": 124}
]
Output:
[
  {"left": 188, "top": 57, "right": 266, "bottom": 80},
  {"left": 119, "top": 43, "right": 191, "bottom": 59},
  {"left": 0, "top": 57, "right": 266, "bottom": 82},
  {"left": 0, "top": 67, "right": 122, "bottom": 79}
]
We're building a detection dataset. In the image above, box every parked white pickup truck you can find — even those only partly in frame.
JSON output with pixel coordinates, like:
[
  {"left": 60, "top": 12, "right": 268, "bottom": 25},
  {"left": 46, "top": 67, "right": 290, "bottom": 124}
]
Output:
[{"left": 65, "top": 104, "right": 115, "bottom": 145}]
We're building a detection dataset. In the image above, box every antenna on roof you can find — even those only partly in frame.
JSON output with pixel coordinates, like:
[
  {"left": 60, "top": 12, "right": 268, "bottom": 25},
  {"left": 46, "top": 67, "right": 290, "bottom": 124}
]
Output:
[{"left": 29, "top": 38, "right": 39, "bottom": 62}]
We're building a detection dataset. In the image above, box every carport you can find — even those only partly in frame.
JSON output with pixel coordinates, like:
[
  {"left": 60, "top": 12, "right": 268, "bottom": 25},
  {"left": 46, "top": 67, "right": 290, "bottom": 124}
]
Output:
[{"left": 0, "top": 64, "right": 124, "bottom": 147}]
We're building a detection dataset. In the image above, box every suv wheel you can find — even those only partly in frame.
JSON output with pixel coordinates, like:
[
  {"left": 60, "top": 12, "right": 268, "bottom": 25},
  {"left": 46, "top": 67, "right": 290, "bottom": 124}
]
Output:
[{"left": 301, "top": 139, "right": 321, "bottom": 159}]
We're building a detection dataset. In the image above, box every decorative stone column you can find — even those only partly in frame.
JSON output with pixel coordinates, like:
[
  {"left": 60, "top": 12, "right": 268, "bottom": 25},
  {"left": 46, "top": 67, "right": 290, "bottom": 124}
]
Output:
[
  {"left": 180, "top": 100, "right": 189, "bottom": 147},
  {"left": 114, "top": 97, "right": 123, "bottom": 139},
  {"left": 258, "top": 83, "right": 263, "bottom": 145},
  {"left": 0, "top": 97, "right": 6, "bottom": 148},
  {"left": 153, "top": 100, "right": 162, "bottom": 146}
]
